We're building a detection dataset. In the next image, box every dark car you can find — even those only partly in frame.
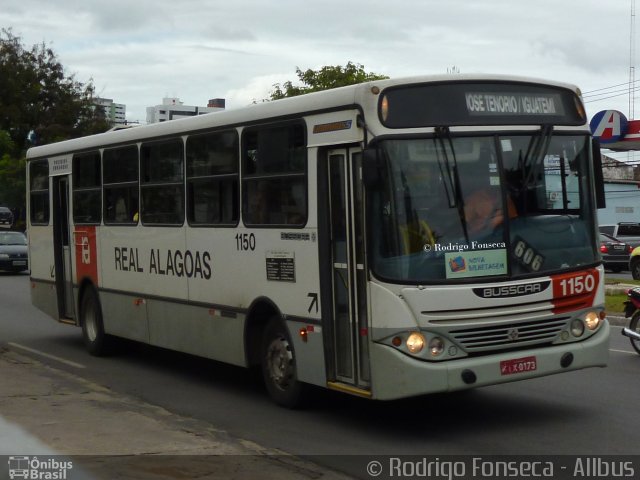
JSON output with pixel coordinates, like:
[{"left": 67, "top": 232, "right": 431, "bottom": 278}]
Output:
[
  {"left": 599, "top": 223, "right": 640, "bottom": 248},
  {"left": 600, "top": 233, "right": 632, "bottom": 273},
  {"left": 0, "top": 231, "right": 28, "bottom": 273},
  {"left": 0, "top": 207, "right": 13, "bottom": 225}
]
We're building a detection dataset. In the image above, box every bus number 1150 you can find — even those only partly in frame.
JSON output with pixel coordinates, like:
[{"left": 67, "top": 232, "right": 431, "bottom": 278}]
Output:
[
  {"left": 557, "top": 272, "right": 596, "bottom": 296},
  {"left": 236, "top": 233, "right": 256, "bottom": 251}
]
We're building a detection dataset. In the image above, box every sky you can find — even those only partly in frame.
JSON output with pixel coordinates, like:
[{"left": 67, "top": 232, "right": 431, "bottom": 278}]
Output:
[{"left": 1, "top": 0, "right": 637, "bottom": 127}]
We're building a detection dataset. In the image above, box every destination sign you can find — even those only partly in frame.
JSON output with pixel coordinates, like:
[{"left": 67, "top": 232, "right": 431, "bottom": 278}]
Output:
[
  {"left": 379, "top": 82, "right": 584, "bottom": 128},
  {"left": 465, "top": 92, "right": 563, "bottom": 116}
]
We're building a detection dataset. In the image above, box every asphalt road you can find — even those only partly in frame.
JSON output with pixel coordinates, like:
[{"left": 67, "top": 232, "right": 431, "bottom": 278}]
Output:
[
  {"left": 605, "top": 269, "right": 634, "bottom": 282},
  {"left": 1, "top": 272, "right": 639, "bottom": 477}
]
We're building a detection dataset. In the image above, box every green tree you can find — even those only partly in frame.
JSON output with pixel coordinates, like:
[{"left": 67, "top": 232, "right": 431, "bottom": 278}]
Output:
[
  {"left": 268, "top": 62, "right": 388, "bottom": 100},
  {"left": 0, "top": 131, "right": 25, "bottom": 208},
  {"left": 0, "top": 28, "right": 110, "bottom": 216}
]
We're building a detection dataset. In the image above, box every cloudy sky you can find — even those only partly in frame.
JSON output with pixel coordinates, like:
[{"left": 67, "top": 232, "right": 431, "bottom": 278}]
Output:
[{"left": 1, "top": 0, "right": 636, "bottom": 124}]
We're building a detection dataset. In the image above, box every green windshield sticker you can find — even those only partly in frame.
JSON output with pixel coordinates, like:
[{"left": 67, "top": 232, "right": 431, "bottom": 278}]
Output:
[{"left": 445, "top": 249, "right": 508, "bottom": 279}]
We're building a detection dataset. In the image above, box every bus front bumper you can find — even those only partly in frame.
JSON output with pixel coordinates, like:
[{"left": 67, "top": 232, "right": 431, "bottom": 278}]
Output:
[{"left": 368, "top": 320, "right": 610, "bottom": 401}]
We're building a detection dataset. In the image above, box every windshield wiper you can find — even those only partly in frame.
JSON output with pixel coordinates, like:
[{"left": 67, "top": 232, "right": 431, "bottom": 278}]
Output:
[
  {"left": 434, "top": 126, "right": 469, "bottom": 243},
  {"left": 434, "top": 127, "right": 456, "bottom": 208},
  {"left": 521, "top": 124, "right": 553, "bottom": 192}
]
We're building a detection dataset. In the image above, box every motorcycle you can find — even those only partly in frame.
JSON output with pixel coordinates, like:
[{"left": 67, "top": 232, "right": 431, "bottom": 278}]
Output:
[{"left": 622, "top": 287, "right": 640, "bottom": 354}]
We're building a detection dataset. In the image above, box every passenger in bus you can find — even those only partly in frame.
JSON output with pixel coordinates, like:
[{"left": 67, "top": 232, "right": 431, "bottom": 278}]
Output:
[
  {"left": 398, "top": 161, "right": 440, "bottom": 254},
  {"left": 115, "top": 197, "right": 128, "bottom": 222},
  {"left": 461, "top": 153, "right": 517, "bottom": 234},
  {"left": 464, "top": 182, "right": 517, "bottom": 234},
  {"left": 248, "top": 181, "right": 271, "bottom": 224},
  {"left": 399, "top": 219, "right": 436, "bottom": 253}
]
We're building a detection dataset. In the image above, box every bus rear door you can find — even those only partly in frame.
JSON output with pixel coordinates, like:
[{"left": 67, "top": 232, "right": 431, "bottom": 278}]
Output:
[{"left": 51, "top": 162, "right": 75, "bottom": 321}]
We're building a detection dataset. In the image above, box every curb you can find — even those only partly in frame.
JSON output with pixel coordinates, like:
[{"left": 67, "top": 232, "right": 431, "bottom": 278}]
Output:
[
  {"left": 604, "top": 283, "right": 637, "bottom": 295},
  {"left": 608, "top": 314, "right": 628, "bottom": 327}
]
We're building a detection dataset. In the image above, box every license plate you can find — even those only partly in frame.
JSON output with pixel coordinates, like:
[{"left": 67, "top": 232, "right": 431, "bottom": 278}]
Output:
[
  {"left": 12, "top": 260, "right": 26, "bottom": 266},
  {"left": 500, "top": 356, "right": 537, "bottom": 375},
  {"left": 613, "top": 245, "right": 625, "bottom": 251}
]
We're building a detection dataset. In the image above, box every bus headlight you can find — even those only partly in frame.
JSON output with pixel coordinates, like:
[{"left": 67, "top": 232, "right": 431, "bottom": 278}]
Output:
[
  {"left": 584, "top": 311, "right": 601, "bottom": 331},
  {"left": 429, "top": 337, "right": 444, "bottom": 356},
  {"left": 406, "top": 332, "right": 425, "bottom": 354},
  {"left": 570, "top": 319, "right": 585, "bottom": 337}
]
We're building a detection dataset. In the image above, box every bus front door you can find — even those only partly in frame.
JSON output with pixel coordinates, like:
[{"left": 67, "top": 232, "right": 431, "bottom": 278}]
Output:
[
  {"left": 326, "top": 149, "right": 370, "bottom": 392},
  {"left": 52, "top": 176, "right": 75, "bottom": 320}
]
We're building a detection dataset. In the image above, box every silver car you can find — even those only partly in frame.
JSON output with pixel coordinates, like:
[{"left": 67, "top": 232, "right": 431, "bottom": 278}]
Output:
[{"left": 0, "top": 231, "right": 28, "bottom": 273}]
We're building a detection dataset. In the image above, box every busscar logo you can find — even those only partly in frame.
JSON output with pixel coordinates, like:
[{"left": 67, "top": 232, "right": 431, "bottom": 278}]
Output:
[{"left": 473, "top": 281, "right": 550, "bottom": 299}]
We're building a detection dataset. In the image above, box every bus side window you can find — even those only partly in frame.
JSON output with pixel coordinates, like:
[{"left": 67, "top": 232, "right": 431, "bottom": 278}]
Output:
[
  {"left": 186, "top": 130, "right": 239, "bottom": 226},
  {"left": 29, "top": 160, "right": 50, "bottom": 225},
  {"left": 103, "top": 145, "right": 139, "bottom": 225},
  {"left": 242, "top": 123, "right": 307, "bottom": 226},
  {"left": 72, "top": 151, "right": 102, "bottom": 225},
  {"left": 242, "top": 123, "right": 307, "bottom": 227},
  {"left": 140, "top": 139, "right": 184, "bottom": 226}
]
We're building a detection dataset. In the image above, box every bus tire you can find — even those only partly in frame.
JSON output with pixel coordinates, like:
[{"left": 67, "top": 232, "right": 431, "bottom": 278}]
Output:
[
  {"left": 80, "top": 287, "right": 112, "bottom": 356},
  {"left": 261, "top": 317, "right": 304, "bottom": 408}
]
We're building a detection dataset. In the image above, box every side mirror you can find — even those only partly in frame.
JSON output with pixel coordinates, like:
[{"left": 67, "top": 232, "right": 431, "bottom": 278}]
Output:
[
  {"left": 592, "top": 138, "right": 606, "bottom": 209},
  {"left": 362, "top": 148, "right": 382, "bottom": 188}
]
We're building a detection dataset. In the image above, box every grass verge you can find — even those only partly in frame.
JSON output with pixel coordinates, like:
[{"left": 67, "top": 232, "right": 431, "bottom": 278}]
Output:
[
  {"left": 606, "top": 294, "right": 628, "bottom": 314},
  {"left": 605, "top": 276, "right": 639, "bottom": 314}
]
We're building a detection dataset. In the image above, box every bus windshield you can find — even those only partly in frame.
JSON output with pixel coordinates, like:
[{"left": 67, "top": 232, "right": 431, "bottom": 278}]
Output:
[{"left": 369, "top": 133, "right": 598, "bottom": 283}]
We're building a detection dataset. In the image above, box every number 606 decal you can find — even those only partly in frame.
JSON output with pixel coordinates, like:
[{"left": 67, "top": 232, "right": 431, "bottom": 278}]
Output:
[{"left": 512, "top": 236, "right": 545, "bottom": 272}]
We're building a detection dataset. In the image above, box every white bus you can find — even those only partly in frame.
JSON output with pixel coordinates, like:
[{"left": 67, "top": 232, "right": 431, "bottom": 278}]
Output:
[{"left": 26, "top": 75, "right": 610, "bottom": 407}]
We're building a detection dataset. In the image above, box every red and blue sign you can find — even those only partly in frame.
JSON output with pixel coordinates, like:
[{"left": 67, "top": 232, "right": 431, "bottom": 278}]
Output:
[{"left": 590, "top": 110, "right": 629, "bottom": 144}]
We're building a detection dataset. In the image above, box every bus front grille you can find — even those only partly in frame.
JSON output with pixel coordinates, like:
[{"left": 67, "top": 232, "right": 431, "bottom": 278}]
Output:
[{"left": 449, "top": 318, "right": 569, "bottom": 353}]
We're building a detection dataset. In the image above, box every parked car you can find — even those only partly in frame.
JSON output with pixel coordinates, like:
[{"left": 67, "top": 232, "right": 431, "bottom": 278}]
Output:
[
  {"left": 0, "top": 206, "right": 13, "bottom": 225},
  {"left": 600, "top": 233, "right": 632, "bottom": 273},
  {"left": 0, "top": 231, "right": 28, "bottom": 273},
  {"left": 631, "top": 246, "right": 640, "bottom": 280},
  {"left": 599, "top": 223, "right": 640, "bottom": 248}
]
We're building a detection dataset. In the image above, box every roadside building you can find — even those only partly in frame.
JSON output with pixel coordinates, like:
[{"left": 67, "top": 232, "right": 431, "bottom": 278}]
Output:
[
  {"left": 146, "top": 97, "right": 225, "bottom": 124},
  {"left": 598, "top": 154, "right": 640, "bottom": 225},
  {"left": 94, "top": 97, "right": 127, "bottom": 126}
]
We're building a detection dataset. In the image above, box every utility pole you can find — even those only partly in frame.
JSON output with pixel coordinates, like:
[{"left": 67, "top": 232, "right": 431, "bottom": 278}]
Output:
[{"left": 630, "top": 0, "right": 636, "bottom": 119}]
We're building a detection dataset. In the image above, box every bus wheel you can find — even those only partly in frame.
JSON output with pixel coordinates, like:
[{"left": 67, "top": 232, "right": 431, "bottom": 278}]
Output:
[
  {"left": 80, "top": 287, "right": 112, "bottom": 356},
  {"left": 261, "top": 317, "right": 303, "bottom": 408}
]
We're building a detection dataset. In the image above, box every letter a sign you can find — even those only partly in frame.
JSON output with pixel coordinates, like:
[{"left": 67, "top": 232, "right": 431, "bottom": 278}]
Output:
[{"left": 590, "top": 110, "right": 628, "bottom": 144}]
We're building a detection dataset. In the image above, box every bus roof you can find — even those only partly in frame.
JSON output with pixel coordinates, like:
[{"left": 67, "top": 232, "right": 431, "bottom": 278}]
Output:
[{"left": 25, "top": 73, "right": 580, "bottom": 160}]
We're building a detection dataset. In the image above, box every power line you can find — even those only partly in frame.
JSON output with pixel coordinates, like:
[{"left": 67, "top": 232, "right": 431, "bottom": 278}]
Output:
[
  {"left": 584, "top": 91, "right": 633, "bottom": 103},
  {"left": 583, "top": 79, "right": 640, "bottom": 96},
  {"left": 583, "top": 81, "right": 635, "bottom": 94},
  {"left": 584, "top": 86, "right": 636, "bottom": 99}
]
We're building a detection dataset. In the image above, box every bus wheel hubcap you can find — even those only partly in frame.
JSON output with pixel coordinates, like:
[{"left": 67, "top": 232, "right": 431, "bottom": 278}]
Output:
[
  {"left": 85, "top": 304, "right": 97, "bottom": 341},
  {"left": 266, "top": 336, "right": 293, "bottom": 390}
]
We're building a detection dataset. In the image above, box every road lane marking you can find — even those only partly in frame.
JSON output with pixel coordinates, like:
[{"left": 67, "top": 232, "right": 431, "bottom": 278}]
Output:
[
  {"left": 609, "top": 348, "right": 638, "bottom": 355},
  {"left": 8, "top": 342, "right": 86, "bottom": 369}
]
